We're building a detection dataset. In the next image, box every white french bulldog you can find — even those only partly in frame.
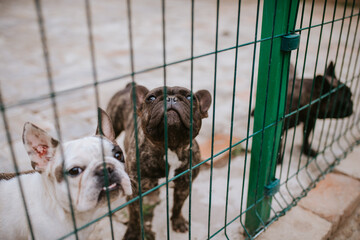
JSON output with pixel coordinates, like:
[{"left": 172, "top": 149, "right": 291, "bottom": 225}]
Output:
[{"left": 0, "top": 108, "right": 132, "bottom": 240}]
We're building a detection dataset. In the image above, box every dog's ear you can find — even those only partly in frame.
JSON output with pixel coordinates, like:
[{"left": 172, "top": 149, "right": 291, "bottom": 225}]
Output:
[
  {"left": 325, "top": 61, "right": 335, "bottom": 77},
  {"left": 130, "top": 84, "right": 149, "bottom": 111},
  {"left": 325, "top": 61, "right": 338, "bottom": 86},
  {"left": 23, "top": 122, "right": 59, "bottom": 172},
  {"left": 315, "top": 75, "right": 332, "bottom": 93},
  {"left": 195, "top": 90, "right": 212, "bottom": 118},
  {"left": 96, "top": 108, "right": 116, "bottom": 142}
]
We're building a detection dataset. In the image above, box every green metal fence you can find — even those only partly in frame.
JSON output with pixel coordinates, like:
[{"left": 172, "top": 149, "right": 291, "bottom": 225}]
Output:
[{"left": 0, "top": 0, "right": 359, "bottom": 239}]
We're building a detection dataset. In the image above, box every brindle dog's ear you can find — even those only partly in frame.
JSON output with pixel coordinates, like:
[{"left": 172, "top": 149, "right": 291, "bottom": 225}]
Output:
[
  {"left": 130, "top": 84, "right": 149, "bottom": 112},
  {"left": 195, "top": 90, "right": 212, "bottom": 118},
  {"left": 96, "top": 108, "right": 116, "bottom": 142}
]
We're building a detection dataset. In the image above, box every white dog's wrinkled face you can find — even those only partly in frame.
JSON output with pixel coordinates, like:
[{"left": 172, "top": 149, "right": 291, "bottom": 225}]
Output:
[
  {"left": 50, "top": 137, "right": 132, "bottom": 212},
  {"left": 22, "top": 108, "right": 132, "bottom": 214}
]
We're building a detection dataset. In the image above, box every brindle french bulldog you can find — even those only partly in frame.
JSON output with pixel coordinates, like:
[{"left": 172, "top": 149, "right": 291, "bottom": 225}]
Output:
[
  {"left": 107, "top": 83, "right": 211, "bottom": 240},
  {"left": 278, "top": 61, "right": 353, "bottom": 162}
]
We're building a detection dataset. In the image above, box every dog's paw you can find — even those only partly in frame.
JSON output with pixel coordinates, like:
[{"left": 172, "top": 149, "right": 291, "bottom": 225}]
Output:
[
  {"left": 144, "top": 229, "right": 155, "bottom": 240},
  {"left": 303, "top": 148, "right": 318, "bottom": 157},
  {"left": 123, "top": 231, "right": 141, "bottom": 240},
  {"left": 123, "top": 228, "right": 155, "bottom": 240},
  {"left": 171, "top": 215, "right": 189, "bottom": 233}
]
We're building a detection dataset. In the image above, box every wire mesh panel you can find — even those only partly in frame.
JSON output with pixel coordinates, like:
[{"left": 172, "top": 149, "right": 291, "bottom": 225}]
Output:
[{"left": 0, "top": 0, "right": 359, "bottom": 239}]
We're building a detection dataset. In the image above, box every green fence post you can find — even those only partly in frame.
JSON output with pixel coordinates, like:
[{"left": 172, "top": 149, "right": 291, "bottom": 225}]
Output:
[{"left": 245, "top": 0, "right": 299, "bottom": 235}]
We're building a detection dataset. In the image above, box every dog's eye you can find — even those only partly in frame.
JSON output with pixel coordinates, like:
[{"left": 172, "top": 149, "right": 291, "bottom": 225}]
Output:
[
  {"left": 114, "top": 151, "right": 125, "bottom": 163},
  {"left": 67, "top": 167, "right": 83, "bottom": 177},
  {"left": 147, "top": 95, "right": 156, "bottom": 102},
  {"left": 186, "top": 95, "right": 192, "bottom": 100}
]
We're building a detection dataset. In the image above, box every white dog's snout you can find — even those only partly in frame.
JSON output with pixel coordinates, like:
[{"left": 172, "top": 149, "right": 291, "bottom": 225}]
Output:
[
  {"left": 94, "top": 163, "right": 115, "bottom": 177},
  {"left": 94, "top": 162, "right": 132, "bottom": 195}
]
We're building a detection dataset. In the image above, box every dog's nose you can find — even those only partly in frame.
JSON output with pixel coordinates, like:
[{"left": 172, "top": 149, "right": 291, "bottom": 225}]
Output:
[
  {"left": 167, "top": 96, "right": 178, "bottom": 108},
  {"left": 167, "top": 96, "right": 177, "bottom": 103},
  {"left": 95, "top": 163, "right": 115, "bottom": 177}
]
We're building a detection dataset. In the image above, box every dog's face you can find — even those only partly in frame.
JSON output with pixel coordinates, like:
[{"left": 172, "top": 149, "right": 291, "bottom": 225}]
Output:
[
  {"left": 133, "top": 85, "right": 211, "bottom": 148},
  {"left": 22, "top": 109, "right": 132, "bottom": 213},
  {"left": 314, "top": 62, "right": 353, "bottom": 119}
]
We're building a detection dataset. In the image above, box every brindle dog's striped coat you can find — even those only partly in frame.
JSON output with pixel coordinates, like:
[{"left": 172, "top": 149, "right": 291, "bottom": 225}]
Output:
[{"left": 107, "top": 83, "right": 211, "bottom": 240}]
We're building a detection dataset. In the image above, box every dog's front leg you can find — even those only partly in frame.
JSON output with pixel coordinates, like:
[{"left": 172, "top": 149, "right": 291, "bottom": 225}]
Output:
[
  {"left": 171, "top": 176, "right": 191, "bottom": 233},
  {"left": 124, "top": 190, "right": 142, "bottom": 240},
  {"left": 124, "top": 179, "right": 158, "bottom": 240},
  {"left": 171, "top": 146, "right": 201, "bottom": 233}
]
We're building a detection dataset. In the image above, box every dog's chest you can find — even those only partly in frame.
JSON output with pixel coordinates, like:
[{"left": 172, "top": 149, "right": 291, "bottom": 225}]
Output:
[{"left": 165, "top": 150, "right": 182, "bottom": 181}]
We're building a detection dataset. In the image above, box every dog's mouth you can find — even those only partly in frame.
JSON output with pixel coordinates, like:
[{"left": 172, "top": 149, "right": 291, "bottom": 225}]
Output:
[
  {"left": 166, "top": 107, "right": 190, "bottom": 128},
  {"left": 102, "top": 182, "right": 119, "bottom": 192},
  {"left": 97, "top": 183, "right": 121, "bottom": 202},
  {"left": 167, "top": 108, "right": 180, "bottom": 117}
]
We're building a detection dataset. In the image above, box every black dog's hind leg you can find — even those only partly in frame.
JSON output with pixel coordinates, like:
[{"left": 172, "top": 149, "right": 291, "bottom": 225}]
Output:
[{"left": 302, "top": 118, "right": 317, "bottom": 157}]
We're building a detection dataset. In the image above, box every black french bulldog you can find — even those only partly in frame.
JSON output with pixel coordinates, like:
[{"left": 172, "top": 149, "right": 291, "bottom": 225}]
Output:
[
  {"left": 106, "top": 83, "right": 211, "bottom": 240},
  {"left": 279, "top": 61, "right": 353, "bottom": 162},
  {"left": 251, "top": 62, "right": 353, "bottom": 163}
]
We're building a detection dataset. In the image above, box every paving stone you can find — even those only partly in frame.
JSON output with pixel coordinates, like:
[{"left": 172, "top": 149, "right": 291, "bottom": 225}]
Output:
[
  {"left": 198, "top": 134, "right": 241, "bottom": 167},
  {"left": 334, "top": 147, "right": 360, "bottom": 180},
  {"left": 299, "top": 173, "right": 360, "bottom": 231},
  {"left": 258, "top": 207, "right": 332, "bottom": 240},
  {"left": 330, "top": 202, "right": 360, "bottom": 240}
]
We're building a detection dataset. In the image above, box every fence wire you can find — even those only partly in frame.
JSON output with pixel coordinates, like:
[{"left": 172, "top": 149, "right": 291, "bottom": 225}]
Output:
[{"left": 0, "top": 0, "right": 359, "bottom": 239}]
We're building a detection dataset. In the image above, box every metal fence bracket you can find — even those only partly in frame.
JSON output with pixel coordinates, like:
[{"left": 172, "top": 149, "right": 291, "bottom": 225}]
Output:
[
  {"left": 281, "top": 34, "right": 300, "bottom": 52},
  {"left": 264, "top": 179, "right": 280, "bottom": 197}
]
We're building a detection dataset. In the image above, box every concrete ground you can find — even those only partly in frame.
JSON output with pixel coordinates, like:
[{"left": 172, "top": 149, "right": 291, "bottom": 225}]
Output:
[{"left": 259, "top": 146, "right": 360, "bottom": 240}]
